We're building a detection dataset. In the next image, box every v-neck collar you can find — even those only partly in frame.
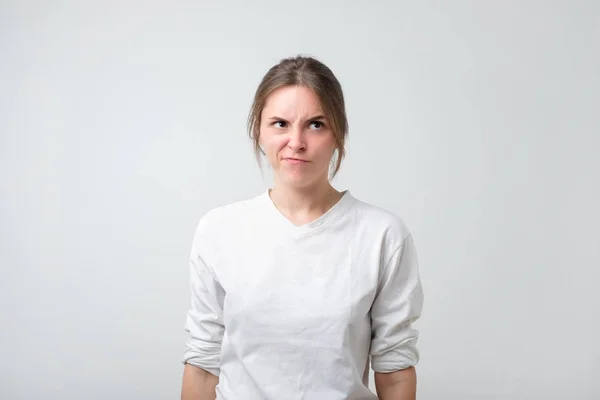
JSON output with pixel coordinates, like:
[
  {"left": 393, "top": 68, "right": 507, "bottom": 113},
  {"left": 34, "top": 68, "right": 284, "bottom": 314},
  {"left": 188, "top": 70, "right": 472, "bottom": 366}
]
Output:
[{"left": 260, "top": 188, "right": 355, "bottom": 238}]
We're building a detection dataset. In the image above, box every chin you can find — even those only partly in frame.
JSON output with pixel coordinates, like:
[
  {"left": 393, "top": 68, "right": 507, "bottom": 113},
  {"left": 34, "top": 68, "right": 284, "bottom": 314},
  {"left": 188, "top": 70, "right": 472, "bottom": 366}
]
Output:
[{"left": 278, "top": 172, "right": 326, "bottom": 189}]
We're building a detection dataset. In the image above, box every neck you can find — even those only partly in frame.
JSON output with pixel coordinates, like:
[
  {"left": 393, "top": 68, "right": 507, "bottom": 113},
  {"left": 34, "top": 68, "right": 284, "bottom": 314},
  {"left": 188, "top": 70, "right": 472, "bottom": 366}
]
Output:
[{"left": 268, "top": 179, "right": 343, "bottom": 222}]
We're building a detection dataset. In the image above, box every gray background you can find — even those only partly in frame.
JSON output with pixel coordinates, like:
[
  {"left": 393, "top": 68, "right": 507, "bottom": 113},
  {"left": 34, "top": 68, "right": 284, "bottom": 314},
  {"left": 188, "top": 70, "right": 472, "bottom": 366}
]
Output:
[{"left": 1, "top": 1, "right": 599, "bottom": 399}]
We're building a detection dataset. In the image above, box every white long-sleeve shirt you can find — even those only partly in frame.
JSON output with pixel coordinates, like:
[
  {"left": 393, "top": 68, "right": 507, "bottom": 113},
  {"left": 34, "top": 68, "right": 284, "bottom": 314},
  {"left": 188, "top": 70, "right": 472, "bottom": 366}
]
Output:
[{"left": 183, "top": 189, "right": 424, "bottom": 399}]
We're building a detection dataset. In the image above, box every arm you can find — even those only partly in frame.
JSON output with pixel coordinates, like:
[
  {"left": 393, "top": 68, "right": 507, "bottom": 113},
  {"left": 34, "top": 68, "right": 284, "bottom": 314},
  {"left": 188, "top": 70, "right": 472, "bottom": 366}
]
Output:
[
  {"left": 181, "top": 363, "right": 219, "bottom": 400},
  {"left": 370, "top": 233, "right": 424, "bottom": 397},
  {"left": 375, "top": 367, "right": 417, "bottom": 400},
  {"left": 181, "top": 225, "right": 225, "bottom": 399}
]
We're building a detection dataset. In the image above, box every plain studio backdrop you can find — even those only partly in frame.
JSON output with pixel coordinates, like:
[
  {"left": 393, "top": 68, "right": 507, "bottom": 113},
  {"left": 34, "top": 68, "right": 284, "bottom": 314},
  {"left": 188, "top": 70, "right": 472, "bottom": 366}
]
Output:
[{"left": 1, "top": 1, "right": 599, "bottom": 399}]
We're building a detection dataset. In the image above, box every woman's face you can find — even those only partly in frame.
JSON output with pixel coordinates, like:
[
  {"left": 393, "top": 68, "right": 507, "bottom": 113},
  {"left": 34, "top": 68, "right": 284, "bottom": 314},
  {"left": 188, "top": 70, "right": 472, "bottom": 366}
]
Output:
[{"left": 259, "top": 85, "right": 336, "bottom": 189}]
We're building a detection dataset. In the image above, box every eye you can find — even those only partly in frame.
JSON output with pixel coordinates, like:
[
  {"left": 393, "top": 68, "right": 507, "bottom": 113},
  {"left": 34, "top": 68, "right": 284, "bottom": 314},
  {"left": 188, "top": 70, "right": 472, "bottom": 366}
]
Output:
[
  {"left": 309, "top": 120, "right": 325, "bottom": 130},
  {"left": 273, "top": 120, "right": 287, "bottom": 128}
]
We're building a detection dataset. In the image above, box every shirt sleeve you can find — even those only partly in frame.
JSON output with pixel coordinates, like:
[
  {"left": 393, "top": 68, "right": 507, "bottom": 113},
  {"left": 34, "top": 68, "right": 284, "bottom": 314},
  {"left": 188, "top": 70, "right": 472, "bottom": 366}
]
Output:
[
  {"left": 182, "top": 230, "right": 225, "bottom": 376},
  {"left": 370, "top": 233, "right": 424, "bottom": 373}
]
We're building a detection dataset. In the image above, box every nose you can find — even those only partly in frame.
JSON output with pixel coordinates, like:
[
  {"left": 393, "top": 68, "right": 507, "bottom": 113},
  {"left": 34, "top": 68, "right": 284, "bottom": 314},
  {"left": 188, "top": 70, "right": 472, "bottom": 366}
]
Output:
[{"left": 287, "top": 125, "right": 306, "bottom": 152}]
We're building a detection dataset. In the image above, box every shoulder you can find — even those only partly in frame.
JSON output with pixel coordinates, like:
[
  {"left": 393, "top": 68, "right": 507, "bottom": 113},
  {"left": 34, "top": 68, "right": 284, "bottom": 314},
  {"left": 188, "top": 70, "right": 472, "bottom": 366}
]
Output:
[
  {"left": 194, "top": 191, "right": 265, "bottom": 237},
  {"left": 349, "top": 194, "right": 412, "bottom": 248}
]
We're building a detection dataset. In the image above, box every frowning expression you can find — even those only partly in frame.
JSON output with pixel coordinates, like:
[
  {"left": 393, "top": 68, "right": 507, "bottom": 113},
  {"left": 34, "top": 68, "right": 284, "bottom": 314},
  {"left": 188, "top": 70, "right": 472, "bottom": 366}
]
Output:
[{"left": 259, "top": 85, "right": 336, "bottom": 188}]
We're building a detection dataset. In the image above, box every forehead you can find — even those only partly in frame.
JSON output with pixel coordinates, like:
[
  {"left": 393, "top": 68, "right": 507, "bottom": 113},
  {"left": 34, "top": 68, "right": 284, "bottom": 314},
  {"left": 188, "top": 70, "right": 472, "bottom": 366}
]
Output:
[{"left": 262, "top": 85, "right": 324, "bottom": 117}]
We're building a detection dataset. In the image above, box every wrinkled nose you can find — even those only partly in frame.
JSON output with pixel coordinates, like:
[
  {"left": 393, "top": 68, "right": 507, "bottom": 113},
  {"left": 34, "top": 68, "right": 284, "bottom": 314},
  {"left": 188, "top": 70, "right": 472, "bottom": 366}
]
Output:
[{"left": 287, "top": 126, "right": 306, "bottom": 152}]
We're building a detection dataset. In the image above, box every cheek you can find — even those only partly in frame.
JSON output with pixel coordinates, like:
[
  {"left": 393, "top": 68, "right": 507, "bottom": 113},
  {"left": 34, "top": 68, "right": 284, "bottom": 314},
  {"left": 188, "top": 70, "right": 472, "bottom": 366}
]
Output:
[
  {"left": 260, "top": 133, "right": 287, "bottom": 157},
  {"left": 315, "top": 137, "right": 337, "bottom": 158}
]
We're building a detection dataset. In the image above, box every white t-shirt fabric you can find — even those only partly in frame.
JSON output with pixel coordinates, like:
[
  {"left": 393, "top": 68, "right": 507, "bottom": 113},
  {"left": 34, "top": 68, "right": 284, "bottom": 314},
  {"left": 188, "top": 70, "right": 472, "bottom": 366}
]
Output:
[{"left": 182, "top": 189, "right": 424, "bottom": 400}]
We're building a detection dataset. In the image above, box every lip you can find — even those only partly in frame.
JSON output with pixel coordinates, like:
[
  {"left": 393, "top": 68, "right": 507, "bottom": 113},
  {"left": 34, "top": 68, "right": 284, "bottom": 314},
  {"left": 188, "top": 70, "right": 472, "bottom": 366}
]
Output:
[{"left": 283, "top": 157, "right": 309, "bottom": 164}]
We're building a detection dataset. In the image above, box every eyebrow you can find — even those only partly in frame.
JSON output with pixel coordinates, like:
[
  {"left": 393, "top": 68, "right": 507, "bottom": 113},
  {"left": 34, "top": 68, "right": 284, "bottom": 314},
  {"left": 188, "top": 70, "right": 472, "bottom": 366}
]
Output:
[{"left": 268, "top": 115, "right": 327, "bottom": 121}]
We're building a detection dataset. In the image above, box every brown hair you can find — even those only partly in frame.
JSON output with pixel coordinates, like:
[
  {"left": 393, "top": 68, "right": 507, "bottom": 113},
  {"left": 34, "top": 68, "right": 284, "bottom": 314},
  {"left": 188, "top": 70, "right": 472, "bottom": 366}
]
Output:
[{"left": 247, "top": 55, "right": 349, "bottom": 178}]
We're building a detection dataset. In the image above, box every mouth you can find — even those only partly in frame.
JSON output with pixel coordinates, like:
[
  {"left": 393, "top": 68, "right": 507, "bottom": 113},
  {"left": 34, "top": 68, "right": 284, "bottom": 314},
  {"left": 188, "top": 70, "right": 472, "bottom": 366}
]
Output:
[{"left": 283, "top": 157, "right": 309, "bottom": 164}]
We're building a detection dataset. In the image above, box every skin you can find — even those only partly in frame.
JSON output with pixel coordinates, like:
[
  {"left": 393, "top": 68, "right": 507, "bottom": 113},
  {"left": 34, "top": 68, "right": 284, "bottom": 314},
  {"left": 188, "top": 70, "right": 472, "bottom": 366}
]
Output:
[
  {"left": 181, "top": 84, "right": 417, "bottom": 399},
  {"left": 258, "top": 84, "right": 344, "bottom": 225},
  {"left": 375, "top": 366, "right": 418, "bottom": 400},
  {"left": 181, "top": 364, "right": 218, "bottom": 400}
]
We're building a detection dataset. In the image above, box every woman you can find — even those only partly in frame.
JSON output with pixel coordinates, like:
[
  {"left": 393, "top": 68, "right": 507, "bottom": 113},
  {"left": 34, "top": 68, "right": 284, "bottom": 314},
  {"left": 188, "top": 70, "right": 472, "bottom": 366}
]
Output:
[{"left": 181, "top": 55, "right": 424, "bottom": 400}]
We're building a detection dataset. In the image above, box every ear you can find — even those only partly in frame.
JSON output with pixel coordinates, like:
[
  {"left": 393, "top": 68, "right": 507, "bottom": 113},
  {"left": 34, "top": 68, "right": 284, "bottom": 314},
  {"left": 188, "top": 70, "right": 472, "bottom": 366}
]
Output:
[{"left": 255, "top": 129, "right": 265, "bottom": 155}]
